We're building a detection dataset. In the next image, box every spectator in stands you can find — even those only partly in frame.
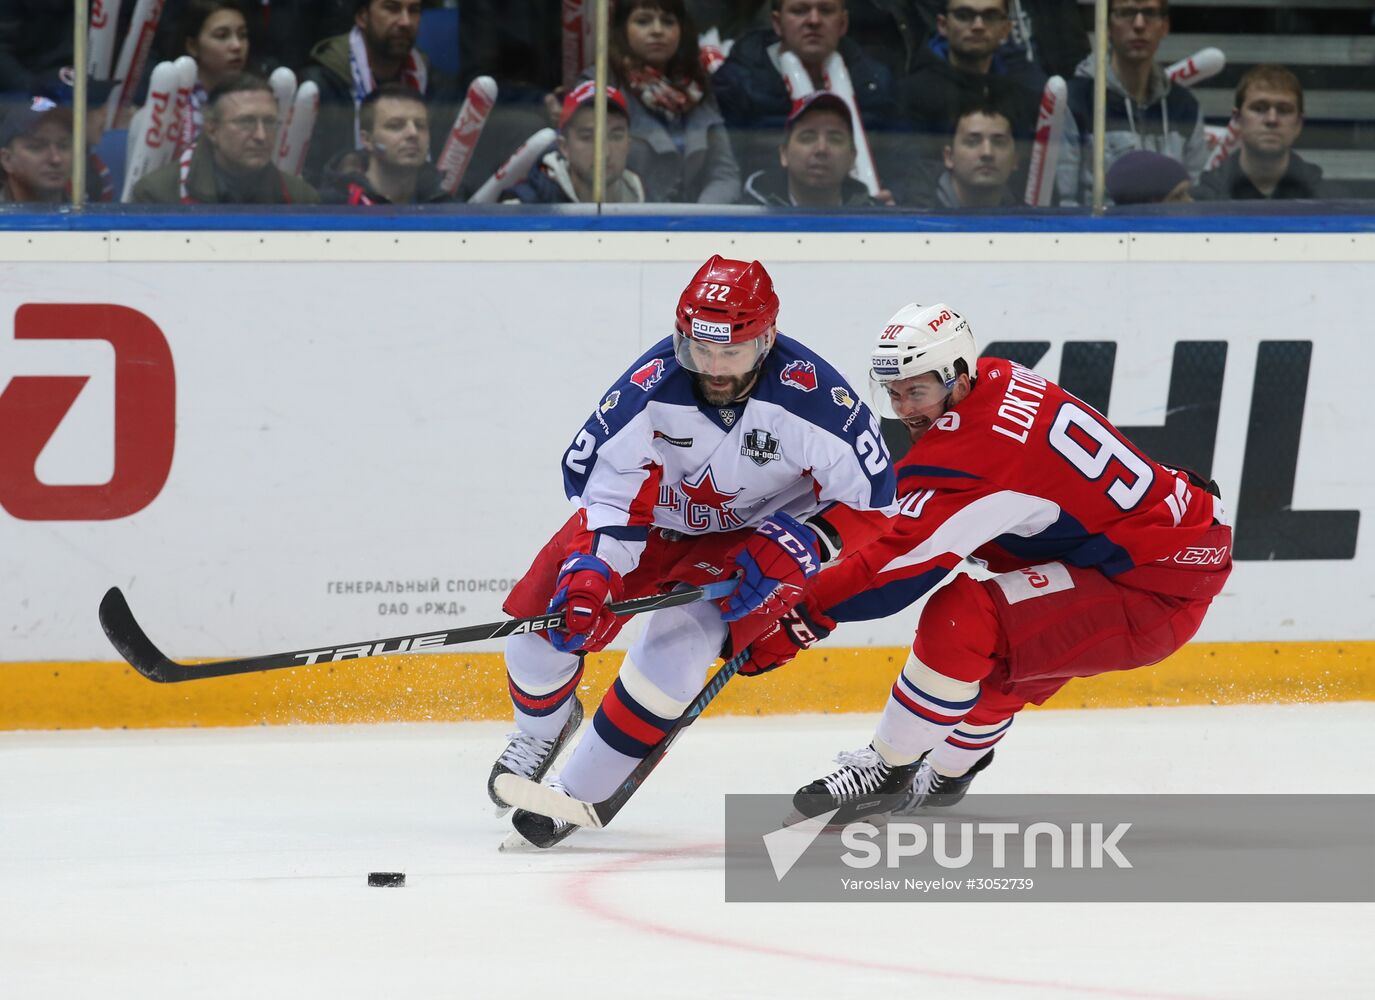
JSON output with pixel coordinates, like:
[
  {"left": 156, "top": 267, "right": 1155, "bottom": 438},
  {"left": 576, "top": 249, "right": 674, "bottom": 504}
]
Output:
[
  {"left": 598, "top": 0, "right": 740, "bottom": 203},
  {"left": 34, "top": 69, "right": 118, "bottom": 202},
  {"left": 740, "top": 90, "right": 877, "bottom": 207},
  {"left": 1056, "top": 0, "right": 1206, "bottom": 206},
  {"left": 900, "top": 0, "right": 1040, "bottom": 161},
  {"left": 301, "top": 0, "right": 452, "bottom": 183},
  {"left": 910, "top": 0, "right": 1089, "bottom": 80},
  {"left": 713, "top": 0, "right": 896, "bottom": 181},
  {"left": 1194, "top": 65, "right": 1335, "bottom": 201},
  {"left": 1107, "top": 148, "right": 1191, "bottom": 204},
  {"left": 131, "top": 72, "right": 319, "bottom": 203},
  {"left": 905, "top": 101, "right": 1020, "bottom": 208},
  {"left": 502, "top": 81, "right": 645, "bottom": 205},
  {"left": 319, "top": 84, "right": 450, "bottom": 204},
  {"left": 156, "top": 1, "right": 351, "bottom": 81},
  {"left": 0, "top": 0, "right": 75, "bottom": 95},
  {"left": 175, "top": 0, "right": 256, "bottom": 148},
  {"left": 0, "top": 95, "right": 70, "bottom": 202}
]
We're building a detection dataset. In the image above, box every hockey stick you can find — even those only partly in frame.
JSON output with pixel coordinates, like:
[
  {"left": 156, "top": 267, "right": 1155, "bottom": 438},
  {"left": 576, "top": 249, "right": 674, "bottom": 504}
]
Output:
[
  {"left": 493, "top": 647, "right": 747, "bottom": 829},
  {"left": 99, "top": 579, "right": 737, "bottom": 684}
]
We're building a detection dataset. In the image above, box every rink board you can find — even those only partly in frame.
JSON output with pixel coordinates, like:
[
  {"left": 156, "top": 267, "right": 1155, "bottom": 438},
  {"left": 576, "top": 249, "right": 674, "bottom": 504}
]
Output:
[
  {"left": 1, "top": 229, "right": 1371, "bottom": 728},
  {"left": 4, "top": 641, "right": 1374, "bottom": 730}
]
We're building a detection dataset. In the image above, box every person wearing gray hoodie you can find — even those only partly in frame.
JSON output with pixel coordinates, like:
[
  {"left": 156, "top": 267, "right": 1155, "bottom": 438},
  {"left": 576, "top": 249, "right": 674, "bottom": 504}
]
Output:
[{"left": 1055, "top": 0, "right": 1205, "bottom": 206}]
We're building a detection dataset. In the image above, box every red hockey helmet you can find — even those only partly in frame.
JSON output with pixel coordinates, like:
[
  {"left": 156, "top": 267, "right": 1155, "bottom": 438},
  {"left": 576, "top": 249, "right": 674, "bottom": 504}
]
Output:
[{"left": 673, "top": 256, "right": 780, "bottom": 375}]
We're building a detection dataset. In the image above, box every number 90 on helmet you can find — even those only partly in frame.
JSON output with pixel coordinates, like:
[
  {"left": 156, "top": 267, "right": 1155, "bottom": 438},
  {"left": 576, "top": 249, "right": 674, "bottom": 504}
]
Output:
[
  {"left": 869, "top": 302, "right": 978, "bottom": 419},
  {"left": 673, "top": 255, "right": 780, "bottom": 375}
]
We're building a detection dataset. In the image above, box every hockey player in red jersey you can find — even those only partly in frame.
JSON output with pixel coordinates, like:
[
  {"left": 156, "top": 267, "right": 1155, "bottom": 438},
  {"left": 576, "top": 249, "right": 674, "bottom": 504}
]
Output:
[
  {"left": 489, "top": 256, "right": 897, "bottom": 847},
  {"left": 746, "top": 302, "right": 1233, "bottom": 821}
]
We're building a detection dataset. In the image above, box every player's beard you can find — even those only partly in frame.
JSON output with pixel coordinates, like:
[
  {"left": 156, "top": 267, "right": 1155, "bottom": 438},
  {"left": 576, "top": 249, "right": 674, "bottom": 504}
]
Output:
[{"left": 697, "top": 370, "right": 757, "bottom": 406}]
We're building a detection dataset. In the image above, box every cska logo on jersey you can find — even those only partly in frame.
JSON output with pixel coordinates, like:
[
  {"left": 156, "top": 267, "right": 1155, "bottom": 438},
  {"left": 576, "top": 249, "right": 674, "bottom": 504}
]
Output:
[
  {"left": 659, "top": 465, "right": 745, "bottom": 531},
  {"left": 779, "top": 360, "right": 817, "bottom": 392},
  {"left": 629, "top": 358, "right": 666, "bottom": 391}
]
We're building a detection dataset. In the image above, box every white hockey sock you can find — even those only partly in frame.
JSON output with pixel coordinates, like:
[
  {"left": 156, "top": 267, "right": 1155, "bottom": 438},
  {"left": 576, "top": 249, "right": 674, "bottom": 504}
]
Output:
[
  {"left": 927, "top": 717, "right": 1013, "bottom": 776},
  {"left": 559, "top": 652, "right": 692, "bottom": 802},
  {"left": 504, "top": 632, "right": 582, "bottom": 740},
  {"left": 558, "top": 601, "right": 724, "bottom": 803},
  {"left": 873, "top": 651, "right": 981, "bottom": 766}
]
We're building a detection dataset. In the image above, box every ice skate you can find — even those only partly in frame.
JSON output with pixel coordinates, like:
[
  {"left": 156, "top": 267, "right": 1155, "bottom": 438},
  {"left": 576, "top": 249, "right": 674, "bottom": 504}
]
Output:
[
  {"left": 487, "top": 696, "right": 584, "bottom": 817},
  {"left": 510, "top": 779, "right": 580, "bottom": 849},
  {"left": 893, "top": 749, "right": 995, "bottom": 814},
  {"left": 792, "top": 744, "right": 921, "bottom": 824}
]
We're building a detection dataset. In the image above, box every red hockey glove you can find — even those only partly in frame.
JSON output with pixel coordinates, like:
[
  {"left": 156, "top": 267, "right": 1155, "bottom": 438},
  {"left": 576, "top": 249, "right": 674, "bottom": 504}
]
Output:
[
  {"left": 738, "top": 603, "right": 835, "bottom": 677},
  {"left": 546, "top": 553, "right": 624, "bottom": 653},
  {"left": 721, "top": 513, "right": 821, "bottom": 623}
]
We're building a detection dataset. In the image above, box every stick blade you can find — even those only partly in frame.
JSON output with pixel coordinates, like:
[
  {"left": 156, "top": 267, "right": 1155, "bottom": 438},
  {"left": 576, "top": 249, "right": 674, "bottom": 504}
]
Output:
[
  {"left": 492, "top": 774, "right": 603, "bottom": 829},
  {"left": 98, "top": 587, "right": 187, "bottom": 683}
]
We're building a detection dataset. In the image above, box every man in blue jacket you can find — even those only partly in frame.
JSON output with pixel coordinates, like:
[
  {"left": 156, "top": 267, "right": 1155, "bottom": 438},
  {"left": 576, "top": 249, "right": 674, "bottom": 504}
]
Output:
[{"left": 713, "top": 0, "right": 897, "bottom": 182}]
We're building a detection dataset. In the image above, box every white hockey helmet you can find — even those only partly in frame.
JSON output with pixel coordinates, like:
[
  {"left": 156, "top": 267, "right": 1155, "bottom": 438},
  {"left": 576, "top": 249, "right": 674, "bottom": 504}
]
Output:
[{"left": 869, "top": 302, "right": 977, "bottom": 389}]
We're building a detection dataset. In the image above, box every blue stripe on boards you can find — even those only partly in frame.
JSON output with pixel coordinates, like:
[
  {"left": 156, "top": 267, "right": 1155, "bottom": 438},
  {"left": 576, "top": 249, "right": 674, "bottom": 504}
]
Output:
[{"left": 4, "top": 205, "right": 1373, "bottom": 233}]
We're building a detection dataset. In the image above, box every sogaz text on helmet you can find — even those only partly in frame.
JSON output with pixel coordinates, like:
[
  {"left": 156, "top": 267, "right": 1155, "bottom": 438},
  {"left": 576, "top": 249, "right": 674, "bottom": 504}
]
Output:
[{"left": 673, "top": 255, "right": 780, "bottom": 374}]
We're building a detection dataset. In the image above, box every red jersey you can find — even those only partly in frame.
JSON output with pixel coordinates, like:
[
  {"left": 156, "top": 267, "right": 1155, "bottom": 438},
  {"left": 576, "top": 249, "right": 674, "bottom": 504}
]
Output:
[{"left": 812, "top": 357, "right": 1222, "bottom": 622}]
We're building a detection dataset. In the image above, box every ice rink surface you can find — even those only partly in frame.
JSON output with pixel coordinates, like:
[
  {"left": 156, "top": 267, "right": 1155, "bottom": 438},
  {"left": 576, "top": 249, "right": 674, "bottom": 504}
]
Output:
[{"left": 3, "top": 703, "right": 1373, "bottom": 1000}]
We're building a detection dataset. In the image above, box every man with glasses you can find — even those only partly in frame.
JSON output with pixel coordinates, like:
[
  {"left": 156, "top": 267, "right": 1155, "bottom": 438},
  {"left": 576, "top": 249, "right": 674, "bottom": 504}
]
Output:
[
  {"left": 1056, "top": 0, "right": 1206, "bottom": 206},
  {"left": 899, "top": 0, "right": 1039, "bottom": 167},
  {"left": 132, "top": 73, "right": 319, "bottom": 204},
  {"left": 909, "top": 0, "right": 1090, "bottom": 81},
  {"left": 1195, "top": 64, "right": 1336, "bottom": 201}
]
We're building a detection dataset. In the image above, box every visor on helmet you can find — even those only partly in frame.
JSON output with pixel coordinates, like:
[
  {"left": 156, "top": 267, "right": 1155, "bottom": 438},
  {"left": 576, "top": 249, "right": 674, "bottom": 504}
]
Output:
[
  {"left": 673, "top": 328, "right": 773, "bottom": 376},
  {"left": 868, "top": 368, "right": 955, "bottom": 422}
]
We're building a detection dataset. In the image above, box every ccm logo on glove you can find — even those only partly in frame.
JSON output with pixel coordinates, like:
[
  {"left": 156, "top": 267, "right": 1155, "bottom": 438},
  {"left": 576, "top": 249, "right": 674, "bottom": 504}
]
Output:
[
  {"left": 756, "top": 518, "right": 819, "bottom": 576},
  {"left": 721, "top": 512, "right": 821, "bottom": 623}
]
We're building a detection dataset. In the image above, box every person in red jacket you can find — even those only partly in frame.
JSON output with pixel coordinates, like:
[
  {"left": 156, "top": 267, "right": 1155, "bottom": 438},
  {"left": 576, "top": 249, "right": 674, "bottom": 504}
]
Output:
[{"left": 746, "top": 301, "right": 1232, "bottom": 821}]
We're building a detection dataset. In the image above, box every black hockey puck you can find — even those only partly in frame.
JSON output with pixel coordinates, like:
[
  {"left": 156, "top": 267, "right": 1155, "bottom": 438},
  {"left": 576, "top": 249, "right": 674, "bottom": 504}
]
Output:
[{"left": 368, "top": 871, "right": 405, "bottom": 887}]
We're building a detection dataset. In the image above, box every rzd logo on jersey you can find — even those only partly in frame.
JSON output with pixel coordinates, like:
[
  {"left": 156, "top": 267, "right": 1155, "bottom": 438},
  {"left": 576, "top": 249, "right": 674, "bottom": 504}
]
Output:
[
  {"left": 0, "top": 304, "right": 175, "bottom": 521},
  {"left": 779, "top": 360, "right": 817, "bottom": 392},
  {"left": 629, "top": 357, "right": 666, "bottom": 391}
]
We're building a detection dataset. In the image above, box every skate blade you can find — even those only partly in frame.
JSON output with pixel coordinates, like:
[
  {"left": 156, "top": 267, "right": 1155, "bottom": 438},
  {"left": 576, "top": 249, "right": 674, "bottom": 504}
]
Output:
[
  {"left": 779, "top": 809, "right": 852, "bottom": 834},
  {"left": 498, "top": 830, "right": 536, "bottom": 852}
]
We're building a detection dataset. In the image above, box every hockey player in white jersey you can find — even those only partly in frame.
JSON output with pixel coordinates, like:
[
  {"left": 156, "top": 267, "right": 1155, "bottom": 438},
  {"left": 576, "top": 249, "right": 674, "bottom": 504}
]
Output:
[{"left": 489, "top": 255, "right": 897, "bottom": 847}]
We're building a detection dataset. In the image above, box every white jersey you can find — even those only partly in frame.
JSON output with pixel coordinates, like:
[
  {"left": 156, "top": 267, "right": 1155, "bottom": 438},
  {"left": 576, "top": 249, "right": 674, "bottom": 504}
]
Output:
[{"left": 562, "top": 334, "right": 897, "bottom": 577}]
